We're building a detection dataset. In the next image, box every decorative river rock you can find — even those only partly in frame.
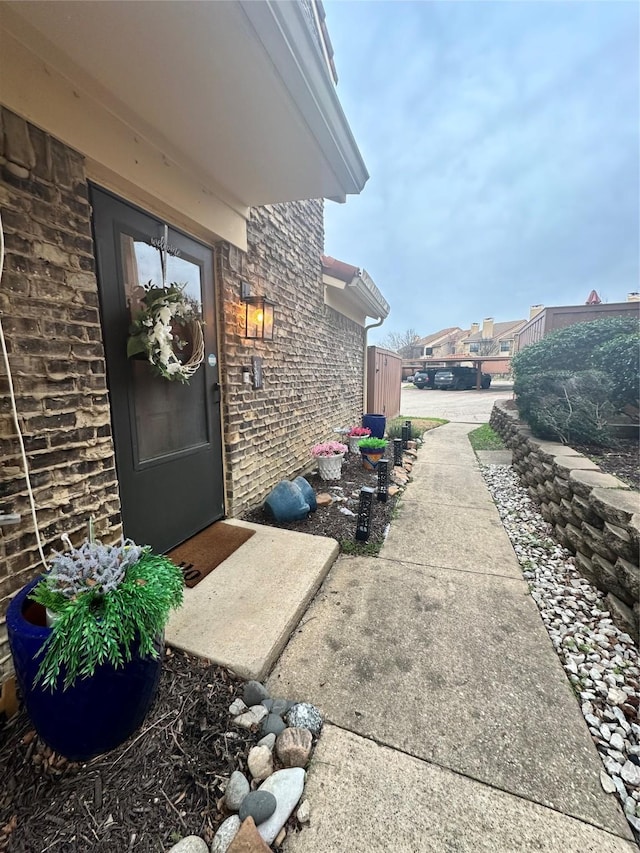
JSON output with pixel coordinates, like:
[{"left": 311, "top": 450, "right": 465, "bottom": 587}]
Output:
[
  {"left": 256, "top": 768, "right": 306, "bottom": 845},
  {"left": 284, "top": 702, "right": 323, "bottom": 735},
  {"left": 238, "top": 790, "right": 277, "bottom": 825}
]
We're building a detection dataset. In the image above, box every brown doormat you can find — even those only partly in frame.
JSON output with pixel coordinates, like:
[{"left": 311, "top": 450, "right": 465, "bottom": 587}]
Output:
[{"left": 168, "top": 522, "right": 255, "bottom": 588}]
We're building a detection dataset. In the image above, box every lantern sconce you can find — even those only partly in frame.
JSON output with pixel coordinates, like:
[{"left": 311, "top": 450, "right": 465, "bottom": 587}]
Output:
[{"left": 240, "top": 280, "right": 275, "bottom": 341}]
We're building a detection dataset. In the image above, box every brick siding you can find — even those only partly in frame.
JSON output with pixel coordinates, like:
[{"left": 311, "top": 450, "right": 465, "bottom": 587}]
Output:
[
  {"left": 0, "top": 108, "right": 120, "bottom": 682},
  {"left": 0, "top": 109, "right": 368, "bottom": 683},
  {"left": 217, "top": 201, "right": 366, "bottom": 515}
]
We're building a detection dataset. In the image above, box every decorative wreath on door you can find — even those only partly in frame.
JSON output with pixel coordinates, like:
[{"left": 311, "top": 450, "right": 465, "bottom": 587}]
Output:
[{"left": 127, "top": 282, "right": 205, "bottom": 383}]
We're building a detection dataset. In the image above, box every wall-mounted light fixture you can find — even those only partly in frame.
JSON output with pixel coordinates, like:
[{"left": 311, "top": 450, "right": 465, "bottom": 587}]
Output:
[{"left": 240, "top": 280, "right": 275, "bottom": 341}]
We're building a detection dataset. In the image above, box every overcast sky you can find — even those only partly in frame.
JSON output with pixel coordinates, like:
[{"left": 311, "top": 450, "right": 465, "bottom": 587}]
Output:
[{"left": 322, "top": 0, "right": 639, "bottom": 343}]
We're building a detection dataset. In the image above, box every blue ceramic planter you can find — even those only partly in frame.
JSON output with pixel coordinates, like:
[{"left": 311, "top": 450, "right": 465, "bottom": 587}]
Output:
[
  {"left": 7, "top": 578, "right": 163, "bottom": 761},
  {"left": 362, "top": 414, "right": 386, "bottom": 439},
  {"left": 293, "top": 476, "right": 318, "bottom": 513},
  {"left": 264, "top": 480, "right": 310, "bottom": 521}
]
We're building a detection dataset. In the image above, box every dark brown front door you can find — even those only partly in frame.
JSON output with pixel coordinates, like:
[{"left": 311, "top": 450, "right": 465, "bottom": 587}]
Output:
[{"left": 90, "top": 186, "right": 224, "bottom": 552}]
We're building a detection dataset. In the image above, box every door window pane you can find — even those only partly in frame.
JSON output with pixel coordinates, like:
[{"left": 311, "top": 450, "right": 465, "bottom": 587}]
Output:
[{"left": 121, "top": 234, "right": 208, "bottom": 464}]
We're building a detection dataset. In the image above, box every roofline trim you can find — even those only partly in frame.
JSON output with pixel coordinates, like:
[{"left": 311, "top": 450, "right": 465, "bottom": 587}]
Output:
[{"left": 239, "top": 0, "right": 369, "bottom": 201}]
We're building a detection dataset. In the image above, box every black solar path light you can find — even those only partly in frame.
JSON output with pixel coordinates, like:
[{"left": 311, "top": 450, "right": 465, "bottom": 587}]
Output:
[
  {"left": 377, "top": 459, "right": 389, "bottom": 502},
  {"left": 401, "top": 424, "right": 410, "bottom": 449},
  {"left": 355, "top": 486, "right": 375, "bottom": 541}
]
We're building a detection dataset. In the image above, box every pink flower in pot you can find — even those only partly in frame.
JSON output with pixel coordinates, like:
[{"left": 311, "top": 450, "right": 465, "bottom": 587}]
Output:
[{"left": 311, "top": 441, "right": 348, "bottom": 481}]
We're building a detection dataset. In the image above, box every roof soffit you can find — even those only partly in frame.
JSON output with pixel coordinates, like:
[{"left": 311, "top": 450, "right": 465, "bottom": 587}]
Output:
[
  {"left": 323, "top": 267, "right": 389, "bottom": 321},
  {"left": 5, "top": 0, "right": 368, "bottom": 206}
]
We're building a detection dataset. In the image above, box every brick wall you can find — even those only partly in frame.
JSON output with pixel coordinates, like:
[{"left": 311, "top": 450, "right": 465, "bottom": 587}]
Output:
[
  {"left": 217, "top": 201, "right": 366, "bottom": 515},
  {"left": 490, "top": 401, "right": 639, "bottom": 643},
  {"left": 0, "top": 108, "right": 120, "bottom": 682},
  {"left": 0, "top": 109, "right": 369, "bottom": 683}
]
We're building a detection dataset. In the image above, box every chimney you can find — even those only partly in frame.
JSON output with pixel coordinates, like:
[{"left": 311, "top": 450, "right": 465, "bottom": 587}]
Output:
[
  {"left": 482, "top": 317, "right": 494, "bottom": 339},
  {"left": 530, "top": 304, "right": 544, "bottom": 319},
  {"left": 627, "top": 292, "right": 640, "bottom": 302},
  {"left": 470, "top": 322, "right": 479, "bottom": 334}
]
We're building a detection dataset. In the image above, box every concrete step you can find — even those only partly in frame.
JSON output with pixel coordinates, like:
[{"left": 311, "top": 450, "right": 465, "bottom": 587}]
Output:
[{"left": 166, "top": 520, "right": 338, "bottom": 680}]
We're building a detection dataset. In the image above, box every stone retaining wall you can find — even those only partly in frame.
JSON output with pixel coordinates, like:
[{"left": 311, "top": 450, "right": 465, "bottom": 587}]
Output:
[{"left": 490, "top": 401, "right": 639, "bottom": 643}]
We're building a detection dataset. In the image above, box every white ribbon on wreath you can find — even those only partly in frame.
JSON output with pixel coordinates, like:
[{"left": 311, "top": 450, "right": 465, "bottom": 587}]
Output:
[{"left": 127, "top": 225, "right": 205, "bottom": 383}]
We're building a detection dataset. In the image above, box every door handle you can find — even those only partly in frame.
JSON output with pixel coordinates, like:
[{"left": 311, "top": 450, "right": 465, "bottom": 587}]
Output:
[{"left": 211, "top": 382, "right": 221, "bottom": 403}]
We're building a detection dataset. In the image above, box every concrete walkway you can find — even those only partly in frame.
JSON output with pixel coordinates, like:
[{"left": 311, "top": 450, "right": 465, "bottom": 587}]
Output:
[{"left": 267, "top": 423, "right": 636, "bottom": 852}]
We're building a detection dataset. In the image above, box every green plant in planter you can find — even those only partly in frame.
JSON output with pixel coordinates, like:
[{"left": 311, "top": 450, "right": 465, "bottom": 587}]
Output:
[
  {"left": 357, "top": 437, "right": 388, "bottom": 451},
  {"left": 30, "top": 535, "right": 184, "bottom": 690}
]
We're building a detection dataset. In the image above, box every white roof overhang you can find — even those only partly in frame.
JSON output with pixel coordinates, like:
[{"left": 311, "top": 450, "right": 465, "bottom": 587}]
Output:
[
  {"left": 1, "top": 0, "right": 368, "bottom": 211},
  {"left": 323, "top": 269, "right": 389, "bottom": 325}
]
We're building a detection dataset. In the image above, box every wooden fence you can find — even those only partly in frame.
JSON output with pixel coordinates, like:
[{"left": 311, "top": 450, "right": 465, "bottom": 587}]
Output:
[{"left": 366, "top": 346, "right": 401, "bottom": 419}]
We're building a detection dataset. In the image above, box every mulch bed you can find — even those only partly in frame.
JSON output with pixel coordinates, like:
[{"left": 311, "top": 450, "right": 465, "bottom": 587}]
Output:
[
  {"left": 572, "top": 439, "right": 639, "bottom": 491},
  {"left": 0, "top": 450, "right": 412, "bottom": 853},
  {"left": 243, "top": 450, "right": 401, "bottom": 552},
  {"left": 0, "top": 650, "right": 255, "bottom": 853},
  {"left": 1, "top": 428, "right": 635, "bottom": 852}
]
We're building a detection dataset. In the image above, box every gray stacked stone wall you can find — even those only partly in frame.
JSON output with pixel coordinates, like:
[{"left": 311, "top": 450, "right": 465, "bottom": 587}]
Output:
[
  {"left": 0, "top": 108, "right": 120, "bottom": 683},
  {"left": 490, "top": 401, "right": 639, "bottom": 642},
  {"left": 217, "top": 201, "right": 366, "bottom": 516}
]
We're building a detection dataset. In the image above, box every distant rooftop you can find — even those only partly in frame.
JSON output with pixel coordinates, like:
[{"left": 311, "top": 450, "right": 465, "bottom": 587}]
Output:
[
  {"left": 464, "top": 320, "right": 526, "bottom": 341},
  {"left": 416, "top": 327, "right": 462, "bottom": 346}
]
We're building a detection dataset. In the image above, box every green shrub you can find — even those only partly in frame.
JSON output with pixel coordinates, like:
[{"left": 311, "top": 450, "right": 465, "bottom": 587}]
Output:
[
  {"left": 512, "top": 316, "right": 639, "bottom": 379},
  {"left": 592, "top": 333, "right": 640, "bottom": 407},
  {"left": 512, "top": 316, "right": 639, "bottom": 445},
  {"left": 514, "top": 370, "right": 614, "bottom": 446},
  {"left": 386, "top": 418, "right": 423, "bottom": 440}
]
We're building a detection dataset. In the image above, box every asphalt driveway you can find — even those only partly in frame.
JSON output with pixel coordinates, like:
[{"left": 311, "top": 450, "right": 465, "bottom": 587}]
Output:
[{"left": 400, "top": 381, "right": 514, "bottom": 423}]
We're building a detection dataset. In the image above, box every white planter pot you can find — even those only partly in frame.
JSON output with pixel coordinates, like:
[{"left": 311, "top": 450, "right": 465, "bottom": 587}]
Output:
[
  {"left": 348, "top": 436, "right": 363, "bottom": 454},
  {"left": 317, "top": 453, "right": 344, "bottom": 481}
]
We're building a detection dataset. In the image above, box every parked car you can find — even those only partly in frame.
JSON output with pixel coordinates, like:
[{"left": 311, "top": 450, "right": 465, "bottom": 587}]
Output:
[
  {"left": 433, "top": 367, "right": 491, "bottom": 390},
  {"left": 413, "top": 368, "right": 438, "bottom": 389}
]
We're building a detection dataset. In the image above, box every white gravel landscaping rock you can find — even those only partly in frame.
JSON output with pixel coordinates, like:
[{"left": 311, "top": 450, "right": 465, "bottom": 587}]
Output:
[
  {"left": 600, "top": 770, "right": 617, "bottom": 794},
  {"left": 296, "top": 799, "right": 311, "bottom": 824},
  {"left": 257, "top": 732, "right": 277, "bottom": 750},
  {"left": 233, "top": 705, "right": 268, "bottom": 730},
  {"left": 247, "top": 744, "right": 274, "bottom": 781},
  {"left": 481, "top": 464, "right": 640, "bottom": 842},
  {"left": 229, "top": 699, "right": 248, "bottom": 716},
  {"left": 621, "top": 761, "right": 640, "bottom": 787}
]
